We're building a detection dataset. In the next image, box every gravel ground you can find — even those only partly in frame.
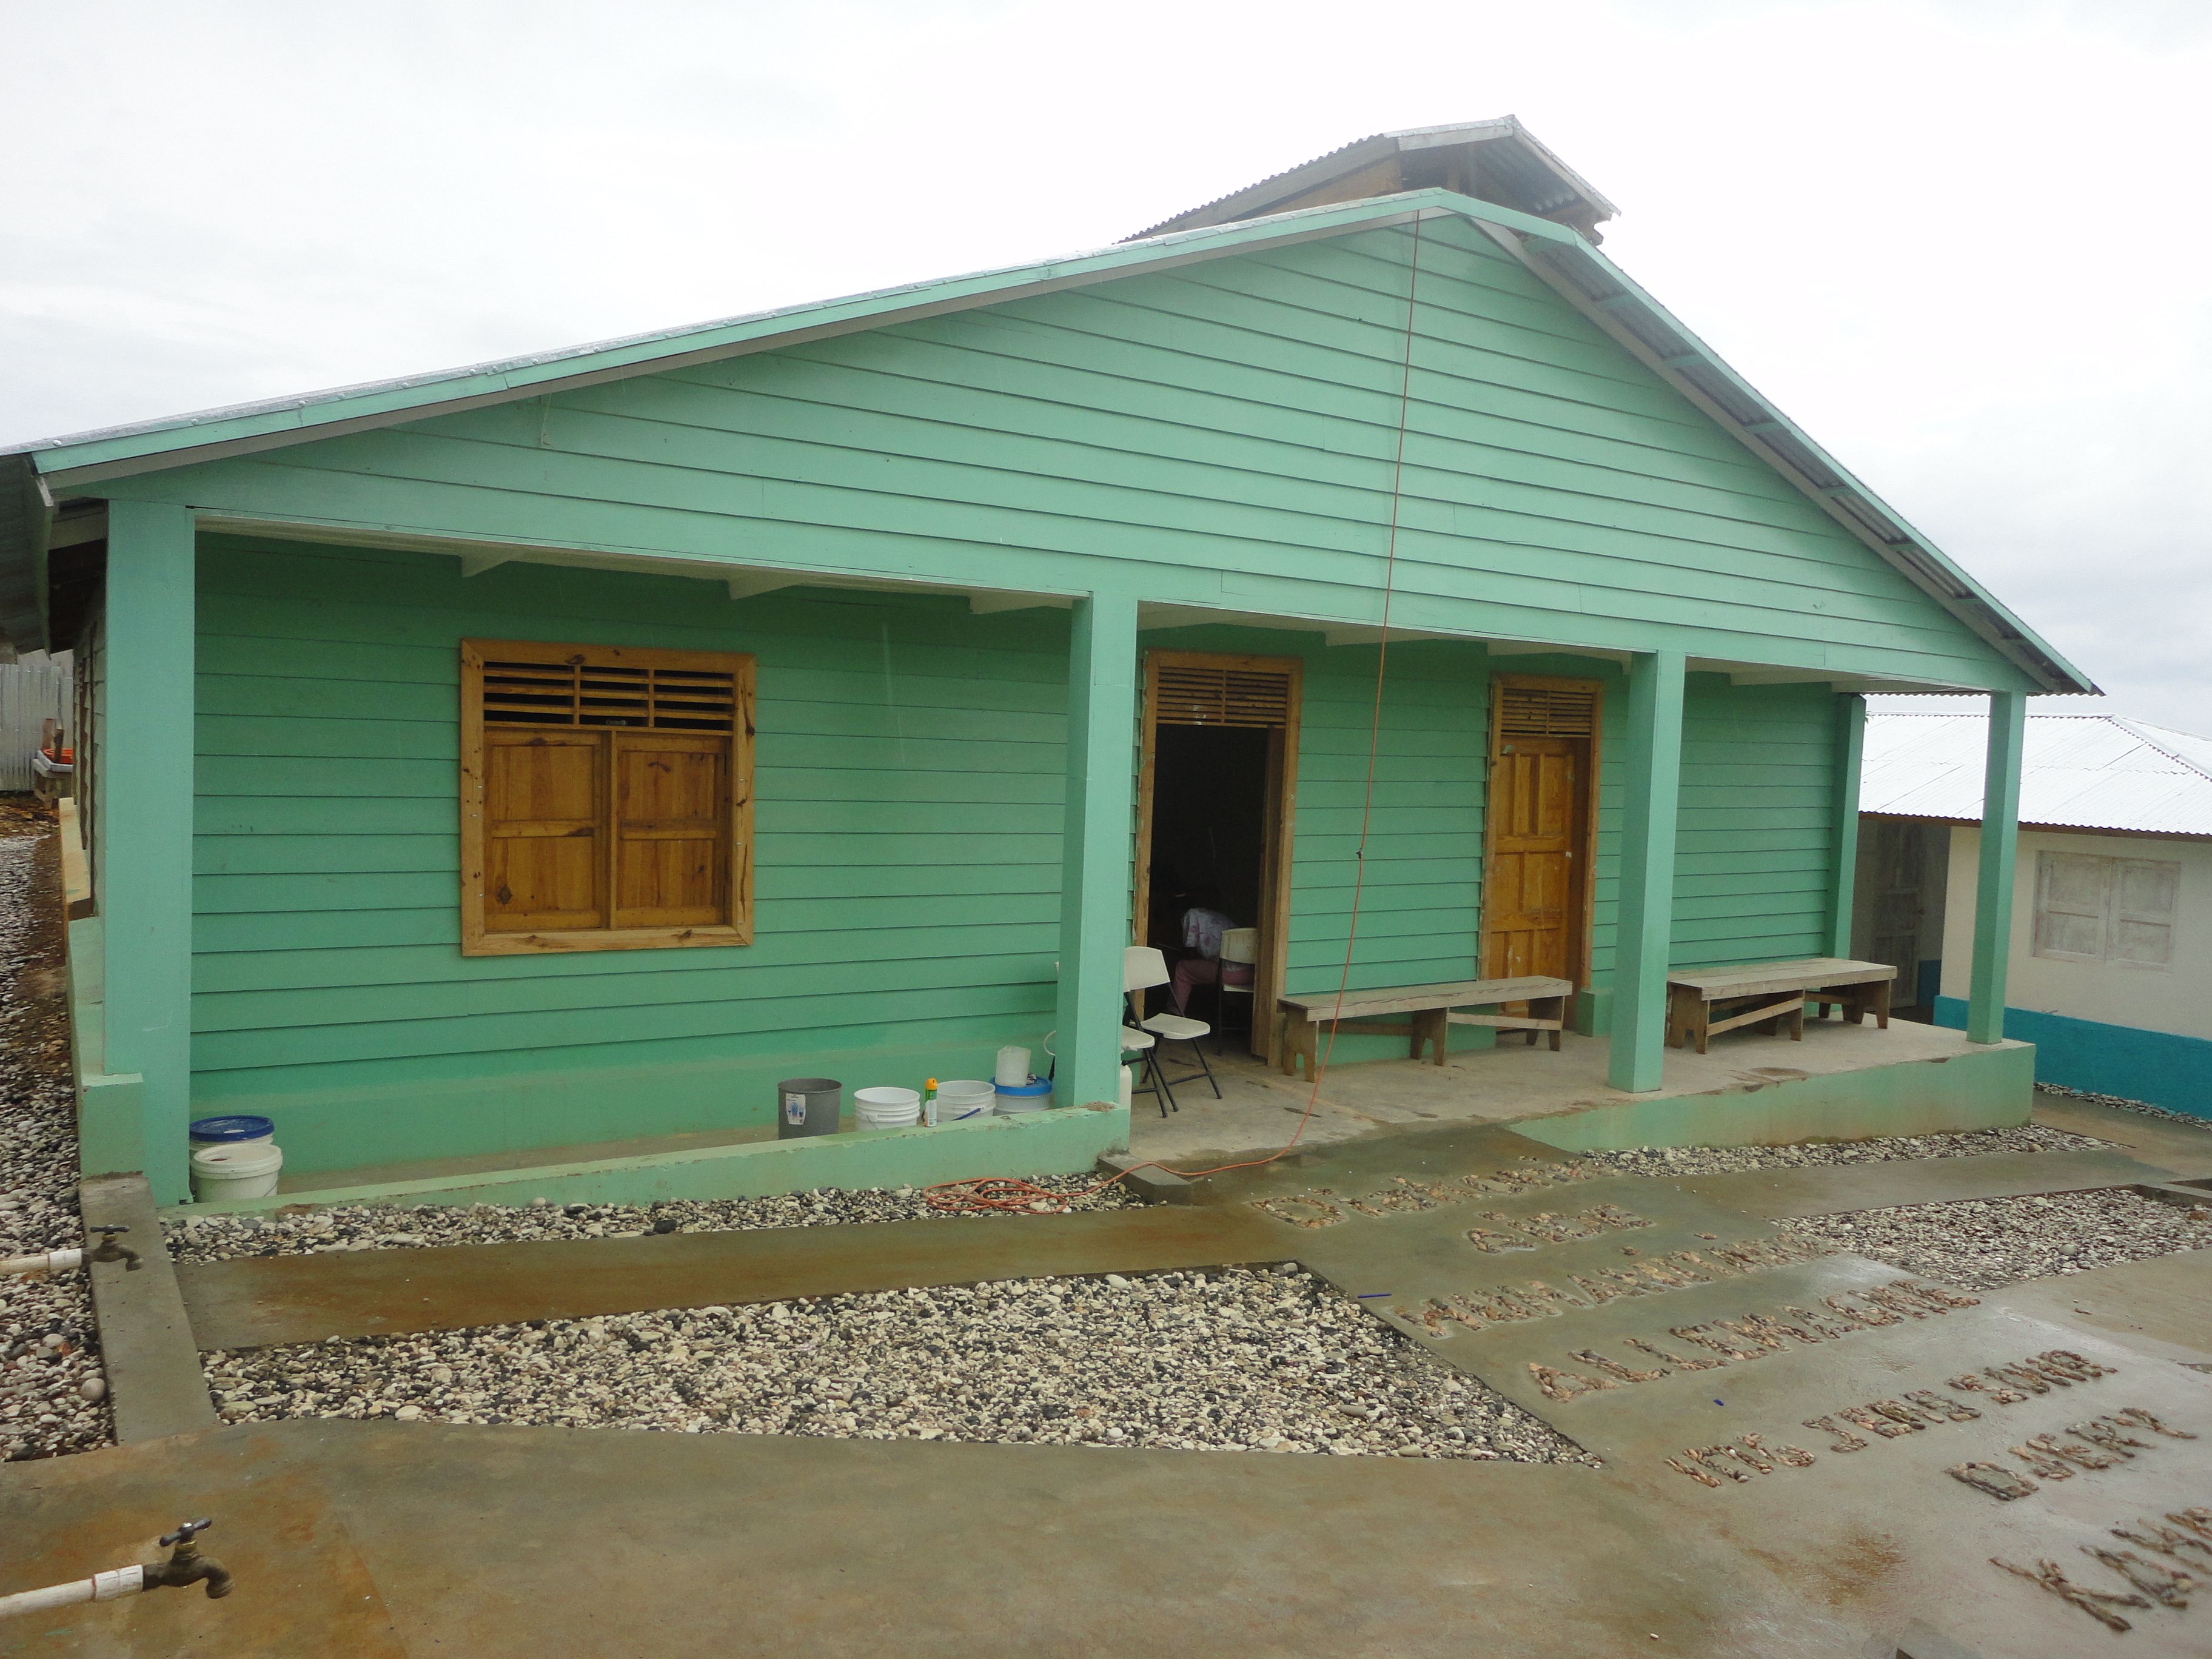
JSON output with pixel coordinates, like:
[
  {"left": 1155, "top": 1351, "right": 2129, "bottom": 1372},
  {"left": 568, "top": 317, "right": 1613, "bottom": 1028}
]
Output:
[
  {"left": 1577, "top": 1121, "right": 2105, "bottom": 1179},
  {"left": 171, "top": 1122, "right": 2108, "bottom": 1270},
  {"left": 206, "top": 1264, "right": 1593, "bottom": 1463},
  {"left": 166, "top": 1177, "right": 1142, "bottom": 1267},
  {"left": 2037, "top": 1082, "right": 2212, "bottom": 1134},
  {"left": 0, "top": 813, "right": 110, "bottom": 1460},
  {"left": 1778, "top": 1188, "right": 2212, "bottom": 1292}
]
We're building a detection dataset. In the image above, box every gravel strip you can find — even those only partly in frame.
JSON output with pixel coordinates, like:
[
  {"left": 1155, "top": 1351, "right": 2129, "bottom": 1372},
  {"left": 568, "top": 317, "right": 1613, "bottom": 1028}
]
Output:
[
  {"left": 167, "top": 1176, "right": 1142, "bottom": 1267},
  {"left": 206, "top": 1265, "right": 1592, "bottom": 1463},
  {"left": 2037, "top": 1083, "right": 2212, "bottom": 1134},
  {"left": 1575, "top": 1121, "right": 2104, "bottom": 1179},
  {"left": 1778, "top": 1189, "right": 2212, "bottom": 1292},
  {"left": 0, "top": 814, "right": 110, "bottom": 1460}
]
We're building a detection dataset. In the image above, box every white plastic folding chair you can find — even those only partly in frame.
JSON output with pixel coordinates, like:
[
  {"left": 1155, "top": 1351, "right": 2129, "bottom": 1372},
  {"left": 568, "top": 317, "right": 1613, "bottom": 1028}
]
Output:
[
  {"left": 1215, "top": 927, "right": 1258, "bottom": 1051},
  {"left": 1125, "top": 945, "right": 1221, "bottom": 1112}
]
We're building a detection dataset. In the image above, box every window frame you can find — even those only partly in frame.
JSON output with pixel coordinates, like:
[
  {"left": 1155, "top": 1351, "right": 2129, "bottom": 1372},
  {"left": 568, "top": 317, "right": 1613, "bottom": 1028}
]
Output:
[
  {"left": 458, "top": 638, "right": 755, "bottom": 956},
  {"left": 2030, "top": 848, "right": 2178, "bottom": 973}
]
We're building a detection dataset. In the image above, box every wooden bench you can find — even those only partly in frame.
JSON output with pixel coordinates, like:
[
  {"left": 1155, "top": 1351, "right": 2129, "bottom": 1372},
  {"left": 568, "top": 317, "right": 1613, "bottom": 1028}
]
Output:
[
  {"left": 1664, "top": 957, "right": 1897, "bottom": 1055},
  {"left": 1276, "top": 976, "right": 1574, "bottom": 1079}
]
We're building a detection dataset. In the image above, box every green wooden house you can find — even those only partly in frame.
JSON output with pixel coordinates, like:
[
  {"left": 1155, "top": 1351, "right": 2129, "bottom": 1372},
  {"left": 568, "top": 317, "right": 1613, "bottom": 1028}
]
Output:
[{"left": 0, "top": 120, "right": 2091, "bottom": 1207}]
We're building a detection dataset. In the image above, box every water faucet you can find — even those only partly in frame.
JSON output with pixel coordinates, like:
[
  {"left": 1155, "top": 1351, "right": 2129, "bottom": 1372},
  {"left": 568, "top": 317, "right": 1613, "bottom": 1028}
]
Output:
[
  {"left": 85, "top": 1225, "right": 141, "bottom": 1271},
  {"left": 141, "top": 1520, "right": 231, "bottom": 1600}
]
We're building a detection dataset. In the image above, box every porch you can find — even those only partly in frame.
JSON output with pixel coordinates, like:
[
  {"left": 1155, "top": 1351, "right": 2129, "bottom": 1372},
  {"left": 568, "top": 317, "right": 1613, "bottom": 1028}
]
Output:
[
  {"left": 156, "top": 1010, "right": 2033, "bottom": 1215},
  {"left": 63, "top": 517, "right": 2041, "bottom": 1208},
  {"left": 1129, "top": 1014, "right": 2035, "bottom": 1165}
]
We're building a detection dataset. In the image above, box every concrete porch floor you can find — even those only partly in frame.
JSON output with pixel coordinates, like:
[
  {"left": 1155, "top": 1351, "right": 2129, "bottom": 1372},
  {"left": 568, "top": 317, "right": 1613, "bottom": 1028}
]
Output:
[{"left": 1131, "top": 1016, "right": 2029, "bottom": 1165}]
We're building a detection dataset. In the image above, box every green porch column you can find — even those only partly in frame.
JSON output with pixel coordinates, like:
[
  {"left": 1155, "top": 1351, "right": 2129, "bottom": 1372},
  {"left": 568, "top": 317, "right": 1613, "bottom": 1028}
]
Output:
[
  {"left": 1054, "top": 593, "right": 1139, "bottom": 1110},
  {"left": 1827, "top": 694, "right": 1866, "bottom": 957},
  {"left": 1966, "top": 688, "right": 2027, "bottom": 1044},
  {"left": 1607, "top": 649, "right": 1685, "bottom": 1094},
  {"left": 98, "top": 500, "right": 198, "bottom": 1202}
]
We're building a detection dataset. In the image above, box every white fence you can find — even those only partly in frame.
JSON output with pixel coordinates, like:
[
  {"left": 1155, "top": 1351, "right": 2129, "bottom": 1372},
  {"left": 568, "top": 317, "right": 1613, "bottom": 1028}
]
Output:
[{"left": 0, "top": 663, "right": 72, "bottom": 792}]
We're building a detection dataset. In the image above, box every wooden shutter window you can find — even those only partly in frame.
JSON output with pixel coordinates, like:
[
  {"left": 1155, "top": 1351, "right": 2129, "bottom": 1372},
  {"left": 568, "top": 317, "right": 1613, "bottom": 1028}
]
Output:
[
  {"left": 462, "top": 640, "right": 754, "bottom": 955},
  {"left": 1497, "top": 682, "right": 1597, "bottom": 739},
  {"left": 1152, "top": 662, "right": 1293, "bottom": 729}
]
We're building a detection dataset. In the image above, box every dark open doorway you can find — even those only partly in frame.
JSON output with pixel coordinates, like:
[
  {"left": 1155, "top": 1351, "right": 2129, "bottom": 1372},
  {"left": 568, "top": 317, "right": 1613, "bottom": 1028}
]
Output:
[
  {"left": 1134, "top": 650, "right": 1302, "bottom": 1061},
  {"left": 1145, "top": 723, "right": 1270, "bottom": 953}
]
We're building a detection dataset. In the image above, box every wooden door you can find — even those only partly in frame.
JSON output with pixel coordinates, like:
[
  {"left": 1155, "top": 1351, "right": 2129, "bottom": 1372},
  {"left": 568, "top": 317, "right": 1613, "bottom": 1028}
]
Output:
[
  {"left": 1481, "top": 677, "right": 1598, "bottom": 993},
  {"left": 1868, "top": 818, "right": 1925, "bottom": 1002}
]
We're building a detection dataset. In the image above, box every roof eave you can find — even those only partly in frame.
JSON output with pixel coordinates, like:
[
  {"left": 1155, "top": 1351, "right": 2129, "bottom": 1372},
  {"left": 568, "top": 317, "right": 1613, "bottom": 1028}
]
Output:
[
  {"left": 1470, "top": 216, "right": 2097, "bottom": 697},
  {"left": 16, "top": 191, "right": 1484, "bottom": 491},
  {"left": 0, "top": 457, "right": 50, "bottom": 653},
  {"left": 8, "top": 185, "right": 2090, "bottom": 695}
]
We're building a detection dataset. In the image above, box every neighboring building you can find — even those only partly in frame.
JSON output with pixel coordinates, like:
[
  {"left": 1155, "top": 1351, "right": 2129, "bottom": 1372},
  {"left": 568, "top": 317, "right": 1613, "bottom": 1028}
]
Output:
[
  {"left": 1857, "top": 711, "right": 2212, "bottom": 1118},
  {"left": 0, "top": 119, "right": 2093, "bottom": 1205}
]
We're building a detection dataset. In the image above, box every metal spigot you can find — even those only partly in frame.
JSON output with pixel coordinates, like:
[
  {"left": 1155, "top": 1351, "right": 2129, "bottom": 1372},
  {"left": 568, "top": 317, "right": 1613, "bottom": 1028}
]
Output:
[
  {"left": 86, "top": 1225, "right": 140, "bottom": 1271},
  {"left": 143, "top": 1519, "right": 231, "bottom": 1599}
]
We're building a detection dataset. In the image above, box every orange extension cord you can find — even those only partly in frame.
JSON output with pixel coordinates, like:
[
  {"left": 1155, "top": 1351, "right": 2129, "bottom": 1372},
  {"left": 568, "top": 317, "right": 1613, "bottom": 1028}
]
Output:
[{"left": 928, "top": 220, "right": 1430, "bottom": 1215}]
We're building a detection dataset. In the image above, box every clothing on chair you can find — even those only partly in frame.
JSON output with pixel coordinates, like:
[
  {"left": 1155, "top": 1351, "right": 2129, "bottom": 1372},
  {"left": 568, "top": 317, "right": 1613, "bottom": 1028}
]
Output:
[
  {"left": 1180, "top": 907, "right": 1233, "bottom": 960},
  {"left": 1170, "top": 908, "right": 1250, "bottom": 1014}
]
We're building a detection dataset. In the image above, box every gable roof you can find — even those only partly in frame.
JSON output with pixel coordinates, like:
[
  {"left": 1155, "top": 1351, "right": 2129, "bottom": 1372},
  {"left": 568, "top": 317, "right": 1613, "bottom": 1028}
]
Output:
[
  {"left": 1862, "top": 712, "right": 2212, "bottom": 837},
  {"left": 0, "top": 183, "right": 2093, "bottom": 694}
]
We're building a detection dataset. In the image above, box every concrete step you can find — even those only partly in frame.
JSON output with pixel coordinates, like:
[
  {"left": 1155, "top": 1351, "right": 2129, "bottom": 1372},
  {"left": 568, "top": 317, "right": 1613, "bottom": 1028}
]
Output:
[{"left": 1671, "top": 1147, "right": 2174, "bottom": 1219}]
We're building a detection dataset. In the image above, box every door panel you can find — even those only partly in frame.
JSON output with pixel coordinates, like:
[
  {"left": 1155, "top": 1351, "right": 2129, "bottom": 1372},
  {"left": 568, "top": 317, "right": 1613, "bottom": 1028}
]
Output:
[
  {"left": 1484, "top": 739, "right": 1582, "bottom": 982},
  {"left": 1482, "top": 675, "right": 1598, "bottom": 997}
]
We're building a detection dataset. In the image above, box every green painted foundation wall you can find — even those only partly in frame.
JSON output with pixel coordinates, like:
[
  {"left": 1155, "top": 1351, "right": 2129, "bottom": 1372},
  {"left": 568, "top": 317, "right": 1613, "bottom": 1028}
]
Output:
[
  {"left": 1934, "top": 996, "right": 2212, "bottom": 1120},
  {"left": 167, "top": 1101, "right": 1130, "bottom": 1216}
]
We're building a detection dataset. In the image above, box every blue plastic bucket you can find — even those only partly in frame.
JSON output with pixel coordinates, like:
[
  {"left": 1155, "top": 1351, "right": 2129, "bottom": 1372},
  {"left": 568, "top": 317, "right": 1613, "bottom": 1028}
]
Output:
[
  {"left": 189, "top": 1115, "right": 276, "bottom": 1149},
  {"left": 992, "top": 1078, "right": 1054, "bottom": 1114}
]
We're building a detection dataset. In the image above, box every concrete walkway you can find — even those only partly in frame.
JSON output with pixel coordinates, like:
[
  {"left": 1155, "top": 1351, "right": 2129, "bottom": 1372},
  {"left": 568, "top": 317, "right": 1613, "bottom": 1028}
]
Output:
[
  {"left": 16, "top": 1108, "right": 2212, "bottom": 1656},
  {"left": 181, "top": 1205, "right": 1283, "bottom": 1351},
  {"left": 1675, "top": 1146, "right": 2173, "bottom": 1218},
  {"left": 1, "top": 1418, "right": 1821, "bottom": 1659},
  {"left": 2032, "top": 1093, "right": 2212, "bottom": 1178}
]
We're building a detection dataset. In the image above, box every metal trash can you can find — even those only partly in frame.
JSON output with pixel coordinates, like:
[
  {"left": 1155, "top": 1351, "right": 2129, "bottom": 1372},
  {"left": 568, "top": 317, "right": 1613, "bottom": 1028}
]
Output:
[{"left": 776, "top": 1077, "right": 842, "bottom": 1139}]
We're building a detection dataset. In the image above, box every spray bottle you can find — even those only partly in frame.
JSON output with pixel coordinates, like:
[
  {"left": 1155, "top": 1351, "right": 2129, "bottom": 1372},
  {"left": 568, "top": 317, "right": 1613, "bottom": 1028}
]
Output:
[{"left": 923, "top": 1078, "right": 939, "bottom": 1128}]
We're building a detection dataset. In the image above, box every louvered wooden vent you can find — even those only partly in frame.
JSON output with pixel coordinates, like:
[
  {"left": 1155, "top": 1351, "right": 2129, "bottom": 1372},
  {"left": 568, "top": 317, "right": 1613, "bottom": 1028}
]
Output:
[
  {"left": 481, "top": 657, "right": 737, "bottom": 732},
  {"left": 1153, "top": 663, "right": 1293, "bottom": 729},
  {"left": 1498, "top": 683, "right": 1597, "bottom": 739}
]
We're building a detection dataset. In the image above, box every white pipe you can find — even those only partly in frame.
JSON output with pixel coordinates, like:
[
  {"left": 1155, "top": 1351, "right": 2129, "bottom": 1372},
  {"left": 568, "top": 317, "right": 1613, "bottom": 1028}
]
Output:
[
  {"left": 0, "top": 1565, "right": 143, "bottom": 1618},
  {"left": 0, "top": 1248, "right": 84, "bottom": 1276}
]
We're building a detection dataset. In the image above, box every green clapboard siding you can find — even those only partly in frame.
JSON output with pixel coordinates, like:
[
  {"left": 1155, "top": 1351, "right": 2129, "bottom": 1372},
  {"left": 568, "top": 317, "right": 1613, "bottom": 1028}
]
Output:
[
  {"left": 189, "top": 544, "right": 1851, "bottom": 1164},
  {"left": 157, "top": 211, "right": 1911, "bottom": 1168},
  {"left": 189, "top": 537, "right": 1088, "bottom": 1170},
  {"left": 116, "top": 217, "right": 2025, "bottom": 693}
]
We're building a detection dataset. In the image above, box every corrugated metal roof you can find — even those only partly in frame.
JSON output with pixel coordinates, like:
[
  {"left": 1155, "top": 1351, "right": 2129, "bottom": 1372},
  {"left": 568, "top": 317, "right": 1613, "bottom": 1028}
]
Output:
[
  {"left": 1862, "top": 713, "right": 2212, "bottom": 837},
  {"left": 1127, "top": 117, "right": 1618, "bottom": 241}
]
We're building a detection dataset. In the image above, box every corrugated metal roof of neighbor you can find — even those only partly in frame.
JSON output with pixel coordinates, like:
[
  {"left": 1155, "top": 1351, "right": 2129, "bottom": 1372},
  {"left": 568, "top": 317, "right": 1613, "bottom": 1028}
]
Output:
[{"left": 1862, "top": 712, "right": 2212, "bottom": 837}]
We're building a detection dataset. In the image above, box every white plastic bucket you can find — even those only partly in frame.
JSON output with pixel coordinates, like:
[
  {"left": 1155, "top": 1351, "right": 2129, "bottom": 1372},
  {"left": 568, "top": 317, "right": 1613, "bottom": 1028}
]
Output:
[
  {"left": 994, "top": 1047, "right": 1031, "bottom": 1087},
  {"left": 189, "top": 1142, "right": 283, "bottom": 1202},
  {"left": 936, "top": 1079, "right": 995, "bottom": 1123},
  {"left": 853, "top": 1086, "right": 921, "bottom": 1129}
]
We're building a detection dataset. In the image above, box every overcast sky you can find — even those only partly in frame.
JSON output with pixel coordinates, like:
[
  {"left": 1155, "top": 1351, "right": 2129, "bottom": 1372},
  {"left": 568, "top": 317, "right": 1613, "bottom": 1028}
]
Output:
[{"left": 3, "top": 0, "right": 2205, "bottom": 729}]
